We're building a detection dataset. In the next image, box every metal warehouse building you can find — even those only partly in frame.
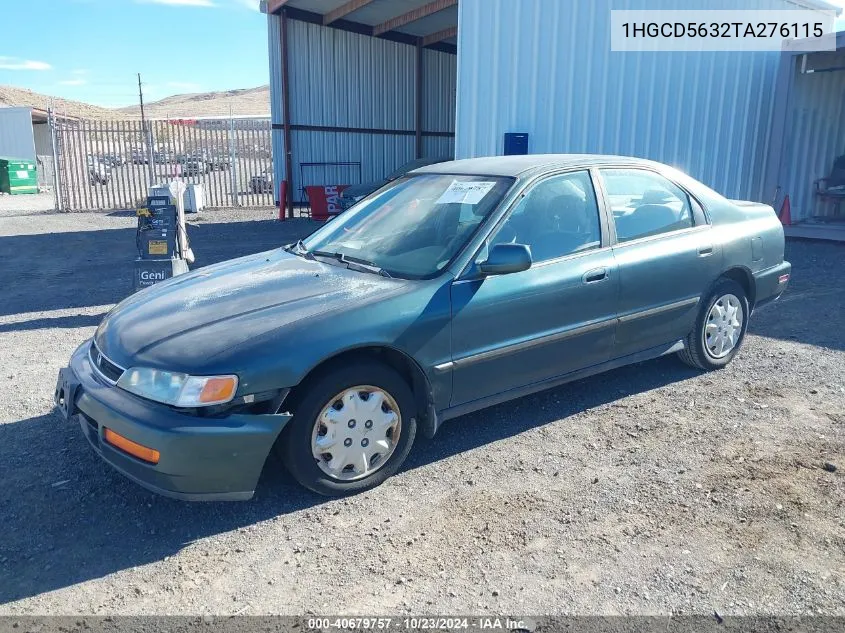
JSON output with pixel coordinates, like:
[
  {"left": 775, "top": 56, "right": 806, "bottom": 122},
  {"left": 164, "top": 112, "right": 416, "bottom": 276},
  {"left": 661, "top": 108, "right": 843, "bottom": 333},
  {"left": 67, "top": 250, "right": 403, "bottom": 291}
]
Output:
[{"left": 264, "top": 0, "right": 845, "bottom": 240}]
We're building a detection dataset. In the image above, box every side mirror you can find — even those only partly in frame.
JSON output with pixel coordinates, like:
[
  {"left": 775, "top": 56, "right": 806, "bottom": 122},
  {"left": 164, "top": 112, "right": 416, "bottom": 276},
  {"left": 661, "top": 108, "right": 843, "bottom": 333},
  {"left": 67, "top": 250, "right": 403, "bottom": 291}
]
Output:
[{"left": 479, "top": 243, "right": 532, "bottom": 276}]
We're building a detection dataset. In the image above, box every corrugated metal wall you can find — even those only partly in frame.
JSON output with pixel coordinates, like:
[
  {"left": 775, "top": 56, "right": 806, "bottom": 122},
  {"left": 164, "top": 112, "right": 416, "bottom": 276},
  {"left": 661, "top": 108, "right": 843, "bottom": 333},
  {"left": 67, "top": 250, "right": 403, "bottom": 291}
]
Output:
[
  {"left": 266, "top": 13, "right": 457, "bottom": 204},
  {"left": 0, "top": 107, "right": 36, "bottom": 161},
  {"left": 287, "top": 20, "right": 416, "bottom": 131},
  {"left": 32, "top": 122, "right": 53, "bottom": 156},
  {"left": 422, "top": 48, "right": 457, "bottom": 160},
  {"left": 456, "top": 0, "right": 823, "bottom": 203},
  {"left": 422, "top": 48, "right": 457, "bottom": 136},
  {"left": 780, "top": 50, "right": 845, "bottom": 221},
  {"left": 290, "top": 129, "right": 414, "bottom": 199}
]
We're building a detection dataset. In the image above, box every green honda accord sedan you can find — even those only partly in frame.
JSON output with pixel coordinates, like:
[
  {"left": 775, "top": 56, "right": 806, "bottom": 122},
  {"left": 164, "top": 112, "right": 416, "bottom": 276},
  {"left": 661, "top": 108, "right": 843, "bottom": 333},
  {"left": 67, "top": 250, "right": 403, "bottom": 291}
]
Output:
[{"left": 55, "top": 154, "right": 791, "bottom": 499}]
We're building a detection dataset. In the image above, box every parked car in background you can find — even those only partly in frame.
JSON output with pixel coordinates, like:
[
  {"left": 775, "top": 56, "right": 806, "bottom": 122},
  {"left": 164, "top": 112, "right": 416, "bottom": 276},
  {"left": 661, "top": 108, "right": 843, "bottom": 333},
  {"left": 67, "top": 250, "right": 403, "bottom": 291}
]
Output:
[
  {"left": 130, "top": 150, "right": 149, "bottom": 165},
  {"left": 101, "top": 154, "right": 126, "bottom": 168},
  {"left": 181, "top": 159, "right": 211, "bottom": 176},
  {"left": 154, "top": 151, "right": 176, "bottom": 164},
  {"left": 86, "top": 156, "right": 111, "bottom": 185},
  {"left": 250, "top": 167, "right": 273, "bottom": 193},
  {"left": 180, "top": 151, "right": 208, "bottom": 163},
  {"left": 207, "top": 154, "right": 231, "bottom": 170},
  {"left": 340, "top": 156, "right": 452, "bottom": 209},
  {"left": 55, "top": 154, "right": 790, "bottom": 501}
]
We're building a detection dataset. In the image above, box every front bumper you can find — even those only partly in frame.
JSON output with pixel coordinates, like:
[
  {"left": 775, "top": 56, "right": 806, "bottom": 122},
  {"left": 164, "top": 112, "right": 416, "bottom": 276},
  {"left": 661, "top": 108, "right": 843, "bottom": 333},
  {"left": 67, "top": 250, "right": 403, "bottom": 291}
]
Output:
[
  {"left": 753, "top": 260, "right": 792, "bottom": 311},
  {"left": 55, "top": 340, "right": 292, "bottom": 501}
]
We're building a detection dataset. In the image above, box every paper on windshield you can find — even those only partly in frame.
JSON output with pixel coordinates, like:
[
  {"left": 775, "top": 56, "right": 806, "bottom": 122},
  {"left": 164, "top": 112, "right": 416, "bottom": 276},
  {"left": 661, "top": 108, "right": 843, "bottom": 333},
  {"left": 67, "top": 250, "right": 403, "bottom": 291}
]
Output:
[{"left": 436, "top": 180, "right": 497, "bottom": 205}]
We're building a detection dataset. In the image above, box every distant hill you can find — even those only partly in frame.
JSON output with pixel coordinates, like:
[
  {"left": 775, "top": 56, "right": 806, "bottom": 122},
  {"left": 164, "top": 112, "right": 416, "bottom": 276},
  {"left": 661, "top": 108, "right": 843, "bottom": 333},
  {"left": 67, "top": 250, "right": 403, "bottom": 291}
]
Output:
[
  {"left": 0, "top": 84, "right": 271, "bottom": 120},
  {"left": 0, "top": 85, "right": 119, "bottom": 119},
  {"left": 117, "top": 85, "right": 270, "bottom": 119}
]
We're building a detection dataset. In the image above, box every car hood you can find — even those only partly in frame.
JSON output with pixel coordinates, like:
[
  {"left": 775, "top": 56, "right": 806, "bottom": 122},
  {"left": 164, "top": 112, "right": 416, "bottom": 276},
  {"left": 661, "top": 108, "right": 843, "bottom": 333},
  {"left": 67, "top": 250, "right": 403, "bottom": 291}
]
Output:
[{"left": 95, "top": 249, "right": 408, "bottom": 371}]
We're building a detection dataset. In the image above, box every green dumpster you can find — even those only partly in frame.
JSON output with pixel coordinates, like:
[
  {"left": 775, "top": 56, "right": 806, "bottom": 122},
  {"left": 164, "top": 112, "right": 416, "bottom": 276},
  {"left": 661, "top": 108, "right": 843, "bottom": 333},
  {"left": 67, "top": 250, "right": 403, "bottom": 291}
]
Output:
[{"left": 0, "top": 157, "right": 38, "bottom": 195}]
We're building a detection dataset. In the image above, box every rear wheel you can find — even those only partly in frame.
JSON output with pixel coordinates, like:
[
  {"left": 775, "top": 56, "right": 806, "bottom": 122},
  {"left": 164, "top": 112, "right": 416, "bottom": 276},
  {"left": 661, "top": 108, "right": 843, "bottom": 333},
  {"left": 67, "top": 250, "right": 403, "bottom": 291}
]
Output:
[
  {"left": 678, "top": 278, "right": 749, "bottom": 370},
  {"left": 279, "top": 361, "right": 417, "bottom": 496}
]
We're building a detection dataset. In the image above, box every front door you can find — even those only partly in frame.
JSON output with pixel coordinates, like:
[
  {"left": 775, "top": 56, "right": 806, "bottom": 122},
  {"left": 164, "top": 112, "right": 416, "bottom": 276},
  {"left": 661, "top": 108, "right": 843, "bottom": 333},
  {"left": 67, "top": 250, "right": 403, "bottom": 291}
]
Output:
[
  {"left": 449, "top": 170, "right": 618, "bottom": 407},
  {"left": 598, "top": 167, "right": 720, "bottom": 357}
]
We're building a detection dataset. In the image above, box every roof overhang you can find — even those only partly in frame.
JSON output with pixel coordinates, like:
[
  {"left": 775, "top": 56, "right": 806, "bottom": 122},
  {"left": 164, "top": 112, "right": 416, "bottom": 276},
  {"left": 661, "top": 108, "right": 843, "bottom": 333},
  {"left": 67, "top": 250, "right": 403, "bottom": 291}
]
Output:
[
  {"left": 782, "top": 29, "right": 845, "bottom": 56},
  {"left": 789, "top": 0, "right": 842, "bottom": 12},
  {"left": 0, "top": 105, "right": 78, "bottom": 124},
  {"left": 263, "top": 0, "right": 458, "bottom": 54}
]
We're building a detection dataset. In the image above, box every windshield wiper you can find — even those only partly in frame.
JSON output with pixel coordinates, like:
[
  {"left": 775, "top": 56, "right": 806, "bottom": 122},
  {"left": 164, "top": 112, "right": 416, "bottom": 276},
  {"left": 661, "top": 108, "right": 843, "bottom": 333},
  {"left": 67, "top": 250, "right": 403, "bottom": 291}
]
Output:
[
  {"left": 342, "top": 254, "right": 393, "bottom": 278},
  {"left": 284, "top": 239, "right": 314, "bottom": 260},
  {"left": 311, "top": 250, "right": 392, "bottom": 278}
]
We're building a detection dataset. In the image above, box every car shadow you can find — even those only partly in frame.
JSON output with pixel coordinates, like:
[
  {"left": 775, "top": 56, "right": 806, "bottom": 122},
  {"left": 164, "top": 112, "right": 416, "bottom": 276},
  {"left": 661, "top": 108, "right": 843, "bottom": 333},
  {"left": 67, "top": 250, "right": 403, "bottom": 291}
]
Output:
[
  {"left": 0, "top": 354, "right": 696, "bottom": 606},
  {"left": 405, "top": 355, "right": 699, "bottom": 470},
  {"left": 0, "top": 313, "right": 108, "bottom": 333},
  {"left": 747, "top": 239, "right": 845, "bottom": 352}
]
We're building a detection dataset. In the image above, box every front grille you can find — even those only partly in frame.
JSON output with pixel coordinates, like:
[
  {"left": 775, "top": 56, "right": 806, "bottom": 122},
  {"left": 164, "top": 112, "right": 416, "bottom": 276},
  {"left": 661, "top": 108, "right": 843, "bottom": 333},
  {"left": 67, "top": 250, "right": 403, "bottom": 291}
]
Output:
[{"left": 89, "top": 342, "right": 125, "bottom": 383}]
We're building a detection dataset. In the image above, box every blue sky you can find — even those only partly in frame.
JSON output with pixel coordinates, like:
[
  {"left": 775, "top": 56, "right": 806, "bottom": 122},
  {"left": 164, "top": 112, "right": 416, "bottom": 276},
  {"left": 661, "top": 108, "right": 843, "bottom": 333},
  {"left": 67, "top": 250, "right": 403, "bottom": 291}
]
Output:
[{"left": 0, "top": 0, "right": 267, "bottom": 108}]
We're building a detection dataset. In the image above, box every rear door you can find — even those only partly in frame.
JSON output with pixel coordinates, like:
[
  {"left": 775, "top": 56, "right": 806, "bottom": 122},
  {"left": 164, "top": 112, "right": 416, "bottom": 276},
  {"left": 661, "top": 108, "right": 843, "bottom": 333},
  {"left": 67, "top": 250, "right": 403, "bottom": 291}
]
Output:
[
  {"left": 597, "top": 168, "right": 719, "bottom": 357},
  {"left": 449, "top": 169, "right": 618, "bottom": 406}
]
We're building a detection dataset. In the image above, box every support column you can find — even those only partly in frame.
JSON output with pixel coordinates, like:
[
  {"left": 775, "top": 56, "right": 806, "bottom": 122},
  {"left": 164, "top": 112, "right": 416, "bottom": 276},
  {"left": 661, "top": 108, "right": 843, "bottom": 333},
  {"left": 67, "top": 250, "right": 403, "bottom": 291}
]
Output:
[
  {"left": 281, "top": 8, "right": 295, "bottom": 218},
  {"left": 415, "top": 39, "right": 424, "bottom": 159}
]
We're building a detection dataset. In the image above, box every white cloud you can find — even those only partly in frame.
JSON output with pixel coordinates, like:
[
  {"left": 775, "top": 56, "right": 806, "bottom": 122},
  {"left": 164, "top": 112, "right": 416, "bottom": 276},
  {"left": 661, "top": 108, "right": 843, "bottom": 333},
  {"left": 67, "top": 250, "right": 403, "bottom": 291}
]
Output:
[
  {"left": 230, "top": 0, "right": 260, "bottom": 10},
  {"left": 0, "top": 57, "right": 52, "bottom": 71},
  {"left": 135, "top": 0, "right": 216, "bottom": 7},
  {"left": 59, "top": 79, "right": 87, "bottom": 86}
]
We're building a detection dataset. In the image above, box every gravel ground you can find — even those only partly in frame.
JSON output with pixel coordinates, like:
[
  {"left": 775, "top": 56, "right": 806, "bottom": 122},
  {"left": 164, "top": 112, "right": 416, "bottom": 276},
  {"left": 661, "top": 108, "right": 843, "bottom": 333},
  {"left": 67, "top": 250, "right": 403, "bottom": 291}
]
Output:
[
  {"left": 0, "top": 207, "right": 842, "bottom": 616},
  {"left": 0, "top": 192, "right": 57, "bottom": 216}
]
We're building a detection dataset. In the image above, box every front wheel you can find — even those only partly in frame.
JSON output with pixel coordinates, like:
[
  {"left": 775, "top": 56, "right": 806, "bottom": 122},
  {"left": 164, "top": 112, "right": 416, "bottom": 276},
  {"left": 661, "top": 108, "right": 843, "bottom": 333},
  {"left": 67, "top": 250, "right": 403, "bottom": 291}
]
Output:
[
  {"left": 279, "top": 361, "right": 417, "bottom": 496},
  {"left": 678, "top": 278, "right": 749, "bottom": 370}
]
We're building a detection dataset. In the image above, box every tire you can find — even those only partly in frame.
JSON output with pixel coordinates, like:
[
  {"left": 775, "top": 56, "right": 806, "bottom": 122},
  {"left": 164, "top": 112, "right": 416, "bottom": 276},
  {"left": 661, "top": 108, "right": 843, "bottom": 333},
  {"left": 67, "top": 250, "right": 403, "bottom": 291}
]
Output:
[
  {"left": 279, "top": 361, "right": 417, "bottom": 496},
  {"left": 678, "top": 278, "right": 749, "bottom": 370}
]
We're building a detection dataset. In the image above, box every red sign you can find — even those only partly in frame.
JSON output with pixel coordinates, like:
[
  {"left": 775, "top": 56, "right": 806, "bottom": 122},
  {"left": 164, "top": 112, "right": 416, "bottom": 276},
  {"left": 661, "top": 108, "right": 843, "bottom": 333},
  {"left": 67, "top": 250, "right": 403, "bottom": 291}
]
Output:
[{"left": 305, "top": 185, "right": 349, "bottom": 221}]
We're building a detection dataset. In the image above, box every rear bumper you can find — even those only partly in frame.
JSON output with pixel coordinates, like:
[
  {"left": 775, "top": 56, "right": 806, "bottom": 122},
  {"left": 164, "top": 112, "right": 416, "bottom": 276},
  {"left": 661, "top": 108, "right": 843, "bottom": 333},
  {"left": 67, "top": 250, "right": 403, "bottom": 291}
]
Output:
[
  {"left": 57, "top": 340, "right": 292, "bottom": 501},
  {"left": 753, "top": 261, "right": 791, "bottom": 311}
]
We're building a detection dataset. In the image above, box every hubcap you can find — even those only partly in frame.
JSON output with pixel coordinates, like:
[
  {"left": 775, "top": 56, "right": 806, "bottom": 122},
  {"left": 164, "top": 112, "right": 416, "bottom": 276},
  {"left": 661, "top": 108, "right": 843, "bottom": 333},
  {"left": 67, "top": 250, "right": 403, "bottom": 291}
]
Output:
[
  {"left": 311, "top": 386, "right": 401, "bottom": 481},
  {"left": 703, "top": 293, "right": 743, "bottom": 359}
]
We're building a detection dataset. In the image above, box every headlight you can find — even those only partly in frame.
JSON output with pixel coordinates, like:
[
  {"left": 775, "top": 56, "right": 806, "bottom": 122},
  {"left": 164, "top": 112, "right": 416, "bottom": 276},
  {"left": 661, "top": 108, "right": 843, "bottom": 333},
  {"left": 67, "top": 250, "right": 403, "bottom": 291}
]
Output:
[{"left": 117, "top": 368, "right": 238, "bottom": 407}]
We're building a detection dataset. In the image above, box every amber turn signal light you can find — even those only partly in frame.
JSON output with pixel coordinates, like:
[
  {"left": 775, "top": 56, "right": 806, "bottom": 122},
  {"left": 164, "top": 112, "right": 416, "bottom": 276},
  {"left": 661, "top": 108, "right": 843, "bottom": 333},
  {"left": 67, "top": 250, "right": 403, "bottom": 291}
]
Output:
[
  {"left": 198, "top": 377, "right": 237, "bottom": 404},
  {"left": 103, "top": 428, "right": 160, "bottom": 464}
]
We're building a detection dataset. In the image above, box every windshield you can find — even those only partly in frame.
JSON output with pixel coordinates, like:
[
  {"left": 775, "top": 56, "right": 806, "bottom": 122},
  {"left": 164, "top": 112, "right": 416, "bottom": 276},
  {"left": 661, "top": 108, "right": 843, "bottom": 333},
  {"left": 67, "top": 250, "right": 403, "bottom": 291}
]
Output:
[{"left": 302, "top": 174, "right": 514, "bottom": 279}]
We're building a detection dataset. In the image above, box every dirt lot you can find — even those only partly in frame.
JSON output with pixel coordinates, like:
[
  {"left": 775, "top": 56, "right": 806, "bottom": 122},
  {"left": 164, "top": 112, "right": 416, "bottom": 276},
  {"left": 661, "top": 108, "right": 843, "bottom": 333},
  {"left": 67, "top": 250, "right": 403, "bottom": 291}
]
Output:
[{"left": 0, "top": 207, "right": 842, "bottom": 616}]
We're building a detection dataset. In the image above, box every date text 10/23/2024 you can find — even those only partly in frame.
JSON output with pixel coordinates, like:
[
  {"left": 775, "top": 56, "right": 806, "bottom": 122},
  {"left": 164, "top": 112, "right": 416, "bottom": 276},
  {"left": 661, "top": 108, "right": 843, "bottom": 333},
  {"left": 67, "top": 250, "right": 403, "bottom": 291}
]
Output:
[{"left": 306, "top": 617, "right": 532, "bottom": 631}]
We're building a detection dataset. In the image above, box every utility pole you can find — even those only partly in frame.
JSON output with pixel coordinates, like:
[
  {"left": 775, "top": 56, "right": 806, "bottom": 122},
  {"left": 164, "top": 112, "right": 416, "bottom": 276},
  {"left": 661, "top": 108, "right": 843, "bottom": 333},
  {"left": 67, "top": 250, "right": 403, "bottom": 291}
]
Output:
[
  {"left": 138, "top": 73, "right": 147, "bottom": 124},
  {"left": 138, "top": 73, "right": 154, "bottom": 184}
]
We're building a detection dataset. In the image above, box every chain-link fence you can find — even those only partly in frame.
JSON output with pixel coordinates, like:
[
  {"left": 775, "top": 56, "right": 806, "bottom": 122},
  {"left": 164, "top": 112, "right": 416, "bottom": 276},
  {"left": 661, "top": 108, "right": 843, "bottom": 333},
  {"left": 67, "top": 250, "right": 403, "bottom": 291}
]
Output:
[{"left": 52, "top": 117, "right": 276, "bottom": 211}]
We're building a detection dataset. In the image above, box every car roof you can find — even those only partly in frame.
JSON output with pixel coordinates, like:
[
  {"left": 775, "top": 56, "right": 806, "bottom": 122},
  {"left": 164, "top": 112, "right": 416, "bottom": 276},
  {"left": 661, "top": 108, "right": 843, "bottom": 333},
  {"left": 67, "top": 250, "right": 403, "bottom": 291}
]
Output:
[{"left": 411, "top": 154, "right": 664, "bottom": 178}]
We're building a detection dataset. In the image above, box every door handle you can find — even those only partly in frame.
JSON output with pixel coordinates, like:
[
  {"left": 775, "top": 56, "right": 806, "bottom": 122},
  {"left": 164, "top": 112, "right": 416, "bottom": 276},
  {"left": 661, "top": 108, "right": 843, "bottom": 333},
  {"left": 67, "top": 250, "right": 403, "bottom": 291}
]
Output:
[
  {"left": 698, "top": 245, "right": 714, "bottom": 257},
  {"left": 583, "top": 267, "right": 609, "bottom": 284}
]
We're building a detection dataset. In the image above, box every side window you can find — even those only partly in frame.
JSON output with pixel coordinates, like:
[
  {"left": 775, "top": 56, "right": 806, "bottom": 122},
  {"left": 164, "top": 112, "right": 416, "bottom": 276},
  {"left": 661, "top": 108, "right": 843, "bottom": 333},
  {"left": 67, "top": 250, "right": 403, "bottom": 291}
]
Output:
[
  {"left": 600, "top": 169, "right": 693, "bottom": 243},
  {"left": 489, "top": 171, "right": 602, "bottom": 263}
]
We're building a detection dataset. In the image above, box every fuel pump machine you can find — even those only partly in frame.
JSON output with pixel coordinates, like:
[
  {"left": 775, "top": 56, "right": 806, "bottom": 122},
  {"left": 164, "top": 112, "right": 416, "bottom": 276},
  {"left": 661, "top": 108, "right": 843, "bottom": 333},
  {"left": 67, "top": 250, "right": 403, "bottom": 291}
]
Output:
[{"left": 133, "top": 184, "right": 192, "bottom": 292}]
